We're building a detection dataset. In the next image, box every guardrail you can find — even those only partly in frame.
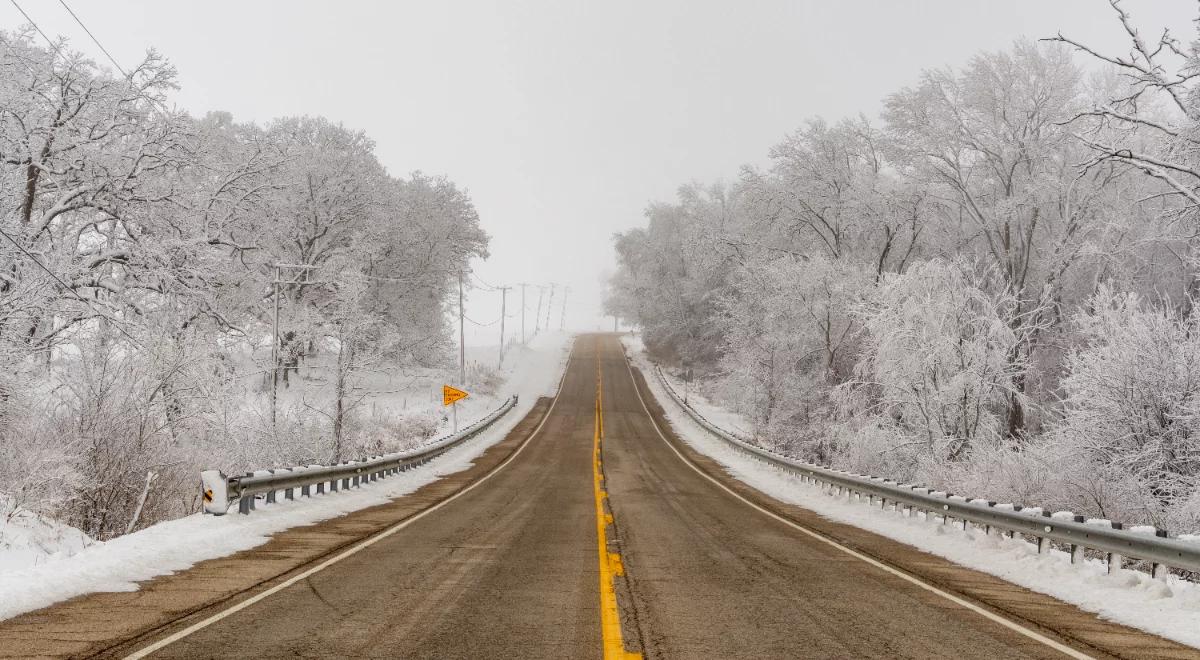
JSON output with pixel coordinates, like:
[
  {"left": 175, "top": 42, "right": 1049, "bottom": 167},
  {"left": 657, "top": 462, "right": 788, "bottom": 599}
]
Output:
[
  {"left": 649, "top": 366, "right": 1200, "bottom": 578},
  {"left": 200, "top": 396, "right": 519, "bottom": 515}
]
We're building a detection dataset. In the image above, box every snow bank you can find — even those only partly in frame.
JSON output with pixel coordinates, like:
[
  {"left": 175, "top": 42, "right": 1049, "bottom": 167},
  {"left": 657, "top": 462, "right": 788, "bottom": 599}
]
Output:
[
  {"left": 622, "top": 335, "right": 1200, "bottom": 649},
  {"left": 0, "top": 511, "right": 94, "bottom": 570},
  {"left": 0, "top": 332, "right": 572, "bottom": 622},
  {"left": 630, "top": 334, "right": 757, "bottom": 440}
]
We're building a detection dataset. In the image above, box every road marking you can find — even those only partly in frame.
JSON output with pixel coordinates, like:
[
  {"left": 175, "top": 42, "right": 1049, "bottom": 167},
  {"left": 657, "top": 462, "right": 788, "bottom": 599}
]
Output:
[
  {"left": 619, "top": 344, "right": 1094, "bottom": 660},
  {"left": 122, "top": 347, "right": 576, "bottom": 659},
  {"left": 594, "top": 347, "right": 642, "bottom": 660}
]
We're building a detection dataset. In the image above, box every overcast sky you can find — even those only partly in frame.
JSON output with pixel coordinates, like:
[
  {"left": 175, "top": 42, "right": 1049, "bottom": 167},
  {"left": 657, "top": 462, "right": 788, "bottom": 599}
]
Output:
[{"left": 2, "top": 0, "right": 1195, "bottom": 347}]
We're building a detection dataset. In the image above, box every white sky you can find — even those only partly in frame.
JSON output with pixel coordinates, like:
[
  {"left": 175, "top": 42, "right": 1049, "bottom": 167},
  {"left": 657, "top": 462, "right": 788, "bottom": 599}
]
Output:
[{"left": 2, "top": 0, "right": 1195, "bottom": 347}]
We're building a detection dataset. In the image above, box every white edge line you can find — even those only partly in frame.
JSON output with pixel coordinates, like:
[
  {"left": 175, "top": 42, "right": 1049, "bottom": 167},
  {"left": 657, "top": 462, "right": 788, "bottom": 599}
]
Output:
[
  {"left": 619, "top": 347, "right": 1093, "bottom": 660},
  {"left": 124, "top": 345, "right": 576, "bottom": 659}
]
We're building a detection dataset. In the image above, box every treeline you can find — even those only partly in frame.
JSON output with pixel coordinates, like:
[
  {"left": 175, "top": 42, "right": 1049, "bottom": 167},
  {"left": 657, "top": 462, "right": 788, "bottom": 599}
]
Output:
[
  {"left": 609, "top": 12, "right": 1200, "bottom": 531},
  {"left": 0, "top": 30, "right": 487, "bottom": 538}
]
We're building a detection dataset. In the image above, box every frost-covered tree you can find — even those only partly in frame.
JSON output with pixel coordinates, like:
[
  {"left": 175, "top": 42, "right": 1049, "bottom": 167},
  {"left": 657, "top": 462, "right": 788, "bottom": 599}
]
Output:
[
  {"left": 1050, "top": 287, "right": 1200, "bottom": 529},
  {"left": 839, "top": 261, "right": 1033, "bottom": 472},
  {"left": 606, "top": 10, "right": 1200, "bottom": 525},
  {"left": 0, "top": 30, "right": 489, "bottom": 538},
  {"left": 1050, "top": 0, "right": 1200, "bottom": 306},
  {"left": 718, "top": 254, "right": 870, "bottom": 458},
  {"left": 742, "top": 116, "right": 925, "bottom": 277},
  {"left": 883, "top": 40, "right": 1116, "bottom": 437},
  {"left": 364, "top": 172, "right": 489, "bottom": 367},
  {"left": 608, "top": 183, "right": 741, "bottom": 365}
]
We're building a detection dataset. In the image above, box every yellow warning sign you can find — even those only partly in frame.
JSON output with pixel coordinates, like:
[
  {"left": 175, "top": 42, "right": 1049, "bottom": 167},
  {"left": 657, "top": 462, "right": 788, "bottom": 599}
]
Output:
[
  {"left": 443, "top": 385, "right": 469, "bottom": 406},
  {"left": 203, "top": 489, "right": 213, "bottom": 503}
]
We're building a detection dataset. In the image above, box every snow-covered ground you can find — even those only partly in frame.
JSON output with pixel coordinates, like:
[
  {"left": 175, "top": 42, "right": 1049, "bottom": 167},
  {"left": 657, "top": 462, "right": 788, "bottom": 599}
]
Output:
[
  {"left": 622, "top": 334, "right": 1200, "bottom": 649},
  {"left": 0, "top": 332, "right": 572, "bottom": 623},
  {"left": 0, "top": 510, "right": 92, "bottom": 572}
]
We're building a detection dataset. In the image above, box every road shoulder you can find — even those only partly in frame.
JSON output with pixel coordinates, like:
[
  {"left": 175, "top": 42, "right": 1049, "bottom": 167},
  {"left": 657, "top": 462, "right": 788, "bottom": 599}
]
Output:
[
  {"left": 0, "top": 398, "right": 554, "bottom": 660},
  {"left": 626, "top": 364, "right": 1199, "bottom": 660}
]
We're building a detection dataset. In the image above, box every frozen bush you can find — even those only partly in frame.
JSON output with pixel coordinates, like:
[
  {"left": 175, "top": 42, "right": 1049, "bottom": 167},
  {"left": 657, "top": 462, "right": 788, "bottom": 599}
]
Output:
[
  {"left": 1048, "top": 287, "right": 1200, "bottom": 529},
  {"left": 837, "top": 260, "right": 1032, "bottom": 469}
]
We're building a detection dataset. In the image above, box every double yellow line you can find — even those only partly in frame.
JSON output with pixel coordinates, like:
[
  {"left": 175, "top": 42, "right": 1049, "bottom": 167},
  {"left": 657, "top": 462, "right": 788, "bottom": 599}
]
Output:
[{"left": 593, "top": 348, "right": 641, "bottom": 660}]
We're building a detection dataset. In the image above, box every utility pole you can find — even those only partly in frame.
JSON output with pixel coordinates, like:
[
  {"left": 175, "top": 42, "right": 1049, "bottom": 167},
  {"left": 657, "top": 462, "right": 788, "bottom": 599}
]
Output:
[
  {"left": 458, "top": 270, "right": 465, "bottom": 386},
  {"left": 271, "top": 264, "right": 280, "bottom": 425},
  {"left": 498, "top": 285, "right": 510, "bottom": 370},
  {"left": 519, "top": 283, "right": 527, "bottom": 344},
  {"left": 559, "top": 286, "right": 569, "bottom": 330},
  {"left": 545, "top": 284, "right": 556, "bottom": 333},
  {"left": 271, "top": 263, "right": 318, "bottom": 426},
  {"left": 534, "top": 285, "right": 545, "bottom": 335}
]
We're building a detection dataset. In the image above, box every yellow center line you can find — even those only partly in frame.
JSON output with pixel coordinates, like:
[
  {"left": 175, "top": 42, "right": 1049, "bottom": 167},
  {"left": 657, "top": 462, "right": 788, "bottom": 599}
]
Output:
[{"left": 594, "top": 346, "right": 641, "bottom": 660}]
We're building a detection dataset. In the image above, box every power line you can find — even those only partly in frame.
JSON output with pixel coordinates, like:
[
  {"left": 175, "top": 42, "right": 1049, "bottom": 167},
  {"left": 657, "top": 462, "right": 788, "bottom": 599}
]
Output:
[
  {"left": 463, "top": 312, "right": 500, "bottom": 327},
  {"left": 11, "top": 0, "right": 173, "bottom": 120},
  {"left": 0, "top": 224, "right": 142, "bottom": 347},
  {"left": 8, "top": 0, "right": 62, "bottom": 57},
  {"left": 469, "top": 271, "right": 503, "bottom": 292},
  {"left": 56, "top": 0, "right": 128, "bottom": 77}
]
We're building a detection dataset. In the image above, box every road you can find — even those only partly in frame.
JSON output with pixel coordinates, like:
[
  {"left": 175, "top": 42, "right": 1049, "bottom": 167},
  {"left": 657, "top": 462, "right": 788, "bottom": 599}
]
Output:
[{"left": 3, "top": 334, "right": 1196, "bottom": 659}]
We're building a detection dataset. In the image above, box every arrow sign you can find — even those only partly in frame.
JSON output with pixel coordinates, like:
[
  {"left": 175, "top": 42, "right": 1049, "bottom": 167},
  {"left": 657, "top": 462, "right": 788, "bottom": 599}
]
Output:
[{"left": 443, "top": 385, "right": 469, "bottom": 406}]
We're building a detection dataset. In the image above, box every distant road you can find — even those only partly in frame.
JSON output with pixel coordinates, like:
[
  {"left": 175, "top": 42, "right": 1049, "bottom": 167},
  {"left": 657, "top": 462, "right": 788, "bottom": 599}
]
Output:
[{"left": 2, "top": 335, "right": 1195, "bottom": 659}]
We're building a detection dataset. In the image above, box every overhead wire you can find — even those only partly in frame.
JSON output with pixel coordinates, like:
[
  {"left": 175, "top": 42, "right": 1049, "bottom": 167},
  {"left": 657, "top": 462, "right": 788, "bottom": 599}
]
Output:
[
  {"left": 56, "top": 0, "right": 128, "bottom": 77},
  {"left": 7, "top": 0, "right": 61, "bottom": 57},
  {"left": 469, "top": 271, "right": 503, "bottom": 292},
  {"left": 463, "top": 312, "right": 500, "bottom": 327},
  {"left": 14, "top": 0, "right": 173, "bottom": 118},
  {"left": 1, "top": 1, "right": 147, "bottom": 348},
  {"left": 0, "top": 225, "right": 143, "bottom": 347}
]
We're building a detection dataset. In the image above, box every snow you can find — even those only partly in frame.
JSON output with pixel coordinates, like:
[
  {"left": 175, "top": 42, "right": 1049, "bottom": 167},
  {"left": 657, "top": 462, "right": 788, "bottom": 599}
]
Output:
[
  {"left": 623, "top": 334, "right": 1200, "bottom": 649},
  {"left": 0, "top": 511, "right": 94, "bottom": 569},
  {"left": 0, "top": 331, "right": 571, "bottom": 623},
  {"left": 651, "top": 361, "right": 756, "bottom": 440}
]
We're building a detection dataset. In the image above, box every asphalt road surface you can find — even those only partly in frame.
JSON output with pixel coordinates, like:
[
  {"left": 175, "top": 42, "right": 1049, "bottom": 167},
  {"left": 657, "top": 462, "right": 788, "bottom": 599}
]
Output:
[{"left": 3, "top": 334, "right": 1196, "bottom": 659}]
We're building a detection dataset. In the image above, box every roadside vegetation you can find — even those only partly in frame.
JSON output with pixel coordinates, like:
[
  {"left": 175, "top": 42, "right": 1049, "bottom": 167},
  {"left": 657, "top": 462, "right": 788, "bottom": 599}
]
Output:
[
  {"left": 608, "top": 4, "right": 1200, "bottom": 532},
  {"left": 0, "top": 29, "right": 489, "bottom": 539}
]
